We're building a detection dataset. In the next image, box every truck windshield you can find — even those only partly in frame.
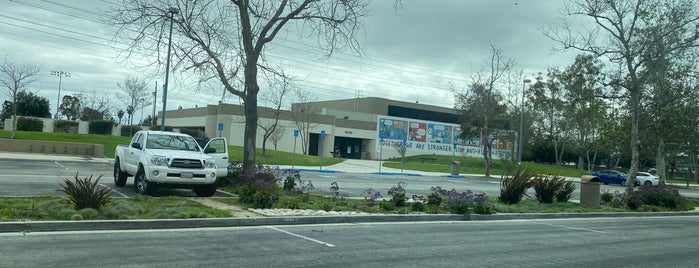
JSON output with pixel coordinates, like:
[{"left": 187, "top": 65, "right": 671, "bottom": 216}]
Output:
[{"left": 146, "top": 134, "right": 201, "bottom": 152}]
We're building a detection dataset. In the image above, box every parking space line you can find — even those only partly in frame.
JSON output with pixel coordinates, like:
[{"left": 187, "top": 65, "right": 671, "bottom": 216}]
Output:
[
  {"left": 215, "top": 189, "right": 236, "bottom": 196},
  {"left": 53, "top": 161, "right": 68, "bottom": 169},
  {"left": 266, "top": 226, "right": 335, "bottom": 247},
  {"left": 101, "top": 183, "right": 129, "bottom": 198}
]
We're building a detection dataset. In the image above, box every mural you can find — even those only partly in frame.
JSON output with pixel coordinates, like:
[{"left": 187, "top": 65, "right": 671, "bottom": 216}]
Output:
[
  {"left": 426, "top": 123, "right": 452, "bottom": 144},
  {"left": 408, "top": 121, "right": 426, "bottom": 142},
  {"left": 378, "top": 118, "right": 407, "bottom": 141},
  {"left": 376, "top": 115, "right": 512, "bottom": 159}
]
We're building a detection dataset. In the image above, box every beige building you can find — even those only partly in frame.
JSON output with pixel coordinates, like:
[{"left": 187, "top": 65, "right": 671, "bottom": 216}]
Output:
[
  {"left": 3, "top": 97, "right": 514, "bottom": 160},
  {"left": 164, "top": 97, "right": 467, "bottom": 160}
]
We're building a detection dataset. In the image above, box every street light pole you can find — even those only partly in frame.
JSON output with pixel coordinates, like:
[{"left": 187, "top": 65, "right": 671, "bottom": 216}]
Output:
[
  {"left": 160, "top": 7, "right": 179, "bottom": 131},
  {"left": 50, "top": 70, "right": 70, "bottom": 119},
  {"left": 518, "top": 79, "right": 532, "bottom": 167}
]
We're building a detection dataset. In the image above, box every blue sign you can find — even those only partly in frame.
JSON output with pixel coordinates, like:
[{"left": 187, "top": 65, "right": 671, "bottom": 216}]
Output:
[
  {"left": 217, "top": 122, "right": 224, "bottom": 131},
  {"left": 294, "top": 129, "right": 299, "bottom": 137},
  {"left": 320, "top": 130, "right": 326, "bottom": 140}
]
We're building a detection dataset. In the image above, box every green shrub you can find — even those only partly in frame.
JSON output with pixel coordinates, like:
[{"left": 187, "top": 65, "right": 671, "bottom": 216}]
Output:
[
  {"left": 17, "top": 117, "right": 43, "bottom": 132},
  {"left": 252, "top": 190, "right": 275, "bottom": 209},
  {"left": 450, "top": 203, "right": 470, "bottom": 214},
  {"left": 473, "top": 204, "right": 493, "bottom": 214},
  {"left": 153, "top": 208, "right": 190, "bottom": 219},
  {"left": 499, "top": 168, "right": 538, "bottom": 204},
  {"left": 120, "top": 125, "right": 142, "bottom": 137},
  {"left": 282, "top": 197, "right": 301, "bottom": 209},
  {"left": 104, "top": 201, "right": 140, "bottom": 220},
  {"left": 54, "top": 120, "right": 79, "bottom": 133},
  {"left": 78, "top": 208, "right": 99, "bottom": 219},
  {"left": 283, "top": 176, "right": 297, "bottom": 191},
  {"left": 237, "top": 186, "right": 257, "bottom": 204},
  {"left": 411, "top": 201, "right": 426, "bottom": 212},
  {"left": 426, "top": 192, "right": 443, "bottom": 206},
  {"left": 555, "top": 179, "right": 577, "bottom": 202},
  {"left": 601, "top": 191, "right": 614, "bottom": 203},
  {"left": 426, "top": 205, "right": 441, "bottom": 214},
  {"left": 88, "top": 120, "right": 113, "bottom": 135},
  {"left": 36, "top": 199, "right": 70, "bottom": 219},
  {"left": 534, "top": 175, "right": 565, "bottom": 203},
  {"left": 379, "top": 200, "right": 394, "bottom": 211},
  {"left": 58, "top": 173, "right": 112, "bottom": 211},
  {"left": 628, "top": 185, "right": 687, "bottom": 210},
  {"left": 388, "top": 181, "right": 407, "bottom": 207},
  {"left": 56, "top": 208, "right": 79, "bottom": 220},
  {"left": 320, "top": 202, "right": 334, "bottom": 212}
]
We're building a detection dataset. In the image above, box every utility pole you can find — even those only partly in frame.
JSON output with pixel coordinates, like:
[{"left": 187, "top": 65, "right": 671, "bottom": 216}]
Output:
[
  {"left": 50, "top": 70, "right": 70, "bottom": 119},
  {"left": 160, "top": 7, "right": 179, "bottom": 131},
  {"left": 152, "top": 81, "right": 157, "bottom": 127}
]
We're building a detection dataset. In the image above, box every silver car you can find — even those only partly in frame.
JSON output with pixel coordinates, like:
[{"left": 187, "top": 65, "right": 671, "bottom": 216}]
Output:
[{"left": 636, "top": 172, "right": 659, "bottom": 186}]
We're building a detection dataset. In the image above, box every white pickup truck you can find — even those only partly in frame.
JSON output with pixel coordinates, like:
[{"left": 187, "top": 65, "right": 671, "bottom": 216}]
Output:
[{"left": 113, "top": 130, "right": 228, "bottom": 197}]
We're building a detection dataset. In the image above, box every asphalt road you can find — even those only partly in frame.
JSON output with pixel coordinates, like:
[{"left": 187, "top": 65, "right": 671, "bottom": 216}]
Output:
[{"left": 2, "top": 216, "right": 698, "bottom": 267}]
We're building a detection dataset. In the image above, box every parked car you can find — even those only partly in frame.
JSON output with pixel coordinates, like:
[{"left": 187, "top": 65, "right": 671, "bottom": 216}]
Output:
[
  {"left": 592, "top": 170, "right": 629, "bottom": 185},
  {"left": 636, "top": 172, "right": 659, "bottom": 186}
]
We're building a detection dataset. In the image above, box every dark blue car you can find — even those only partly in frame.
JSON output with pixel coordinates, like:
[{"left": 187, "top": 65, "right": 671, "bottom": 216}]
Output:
[{"left": 592, "top": 170, "right": 628, "bottom": 185}]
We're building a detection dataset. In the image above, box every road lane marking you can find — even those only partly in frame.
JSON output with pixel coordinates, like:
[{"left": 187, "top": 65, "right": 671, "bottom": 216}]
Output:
[
  {"left": 539, "top": 223, "right": 607, "bottom": 234},
  {"left": 266, "top": 226, "right": 336, "bottom": 247}
]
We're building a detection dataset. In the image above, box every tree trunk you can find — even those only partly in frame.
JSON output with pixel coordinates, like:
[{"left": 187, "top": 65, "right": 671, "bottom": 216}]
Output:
[
  {"left": 656, "top": 138, "right": 666, "bottom": 185},
  {"left": 626, "top": 82, "right": 642, "bottom": 191},
  {"left": 10, "top": 86, "right": 17, "bottom": 139},
  {"left": 242, "top": 62, "right": 259, "bottom": 175}
]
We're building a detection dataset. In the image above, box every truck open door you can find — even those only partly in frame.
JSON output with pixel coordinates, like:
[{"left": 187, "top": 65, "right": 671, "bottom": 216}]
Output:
[{"left": 203, "top": 137, "right": 228, "bottom": 178}]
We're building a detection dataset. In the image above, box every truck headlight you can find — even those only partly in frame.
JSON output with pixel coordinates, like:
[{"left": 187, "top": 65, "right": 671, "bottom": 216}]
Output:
[
  {"left": 151, "top": 155, "right": 168, "bottom": 166},
  {"left": 205, "top": 160, "right": 216, "bottom": 168}
]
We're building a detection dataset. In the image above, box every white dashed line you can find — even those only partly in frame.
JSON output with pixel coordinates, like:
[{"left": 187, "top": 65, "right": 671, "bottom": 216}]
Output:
[{"left": 266, "top": 226, "right": 336, "bottom": 247}]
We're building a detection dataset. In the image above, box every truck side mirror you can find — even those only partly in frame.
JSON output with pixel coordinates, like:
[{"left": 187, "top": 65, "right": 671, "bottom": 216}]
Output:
[
  {"left": 131, "top": 142, "right": 142, "bottom": 150},
  {"left": 204, "top": 147, "right": 216, "bottom": 154}
]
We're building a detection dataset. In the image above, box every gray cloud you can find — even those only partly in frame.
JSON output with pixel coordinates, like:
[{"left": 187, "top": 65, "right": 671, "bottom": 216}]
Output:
[{"left": 1, "top": 0, "right": 579, "bottom": 121}]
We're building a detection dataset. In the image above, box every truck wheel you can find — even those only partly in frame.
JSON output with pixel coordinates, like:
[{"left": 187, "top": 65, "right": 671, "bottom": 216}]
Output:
[
  {"left": 193, "top": 184, "right": 217, "bottom": 197},
  {"left": 134, "top": 169, "right": 156, "bottom": 196},
  {"left": 113, "top": 159, "right": 128, "bottom": 187}
]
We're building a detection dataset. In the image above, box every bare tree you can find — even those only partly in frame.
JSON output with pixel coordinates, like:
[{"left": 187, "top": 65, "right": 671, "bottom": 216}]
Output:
[
  {"left": 117, "top": 77, "right": 151, "bottom": 126},
  {"left": 454, "top": 43, "right": 514, "bottom": 177},
  {"left": 108, "top": 0, "right": 369, "bottom": 174},
  {"left": 0, "top": 57, "right": 40, "bottom": 139},
  {"left": 546, "top": 0, "right": 699, "bottom": 189},
  {"left": 269, "top": 125, "right": 287, "bottom": 151},
  {"left": 289, "top": 89, "right": 321, "bottom": 155},
  {"left": 79, "top": 89, "right": 114, "bottom": 121},
  {"left": 258, "top": 74, "right": 293, "bottom": 157}
]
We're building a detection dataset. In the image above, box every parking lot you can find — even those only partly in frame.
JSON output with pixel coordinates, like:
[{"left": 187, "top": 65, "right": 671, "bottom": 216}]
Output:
[{"left": 2, "top": 156, "right": 698, "bottom": 199}]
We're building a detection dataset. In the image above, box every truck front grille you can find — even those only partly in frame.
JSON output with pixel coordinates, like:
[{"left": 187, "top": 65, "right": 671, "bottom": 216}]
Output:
[{"left": 170, "top": 158, "right": 204, "bottom": 169}]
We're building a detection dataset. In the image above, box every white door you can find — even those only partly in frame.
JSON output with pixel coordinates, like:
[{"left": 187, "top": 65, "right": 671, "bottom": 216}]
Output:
[{"left": 204, "top": 137, "right": 228, "bottom": 177}]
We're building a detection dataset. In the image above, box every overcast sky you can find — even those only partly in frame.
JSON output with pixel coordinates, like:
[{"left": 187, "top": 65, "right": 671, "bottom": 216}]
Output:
[{"left": 1, "top": 0, "right": 581, "bottom": 122}]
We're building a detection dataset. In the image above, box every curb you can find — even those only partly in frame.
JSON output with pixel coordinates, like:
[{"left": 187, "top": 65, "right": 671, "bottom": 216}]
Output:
[
  {"left": 0, "top": 214, "right": 464, "bottom": 233},
  {"left": 371, "top": 172, "right": 422, "bottom": 176},
  {"left": 468, "top": 211, "right": 699, "bottom": 220},
  {"left": 282, "top": 168, "right": 339, "bottom": 173},
  {"left": 2, "top": 211, "right": 698, "bottom": 233}
]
